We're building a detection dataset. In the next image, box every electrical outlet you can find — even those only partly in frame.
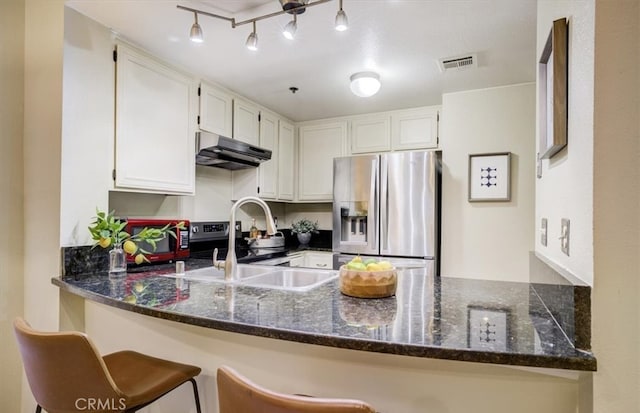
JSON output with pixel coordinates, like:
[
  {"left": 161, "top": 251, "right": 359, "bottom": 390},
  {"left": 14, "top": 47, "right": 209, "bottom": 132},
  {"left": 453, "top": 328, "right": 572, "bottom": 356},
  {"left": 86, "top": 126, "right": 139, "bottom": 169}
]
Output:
[
  {"left": 540, "top": 218, "right": 548, "bottom": 246},
  {"left": 560, "top": 218, "right": 570, "bottom": 256}
]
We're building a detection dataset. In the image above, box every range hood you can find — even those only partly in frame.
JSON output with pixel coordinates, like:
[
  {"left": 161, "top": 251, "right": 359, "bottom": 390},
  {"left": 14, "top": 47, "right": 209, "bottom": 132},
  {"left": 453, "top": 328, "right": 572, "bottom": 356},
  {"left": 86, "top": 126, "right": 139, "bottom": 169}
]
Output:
[{"left": 195, "top": 131, "right": 272, "bottom": 170}]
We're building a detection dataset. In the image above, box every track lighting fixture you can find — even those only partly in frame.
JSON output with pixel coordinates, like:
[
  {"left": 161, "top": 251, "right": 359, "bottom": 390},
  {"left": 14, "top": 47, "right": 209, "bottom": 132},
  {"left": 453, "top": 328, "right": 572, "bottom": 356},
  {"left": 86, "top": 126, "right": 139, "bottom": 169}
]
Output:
[
  {"left": 283, "top": 14, "right": 297, "bottom": 40},
  {"left": 245, "top": 21, "right": 258, "bottom": 51},
  {"left": 335, "top": 0, "right": 348, "bottom": 31},
  {"left": 189, "top": 13, "right": 203, "bottom": 43},
  {"left": 177, "top": 0, "right": 348, "bottom": 49}
]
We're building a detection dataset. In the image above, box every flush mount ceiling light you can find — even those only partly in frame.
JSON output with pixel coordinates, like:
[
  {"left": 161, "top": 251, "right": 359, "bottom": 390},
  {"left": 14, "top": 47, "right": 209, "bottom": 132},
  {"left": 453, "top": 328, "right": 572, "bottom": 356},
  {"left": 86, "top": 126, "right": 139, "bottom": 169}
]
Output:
[
  {"left": 350, "top": 72, "right": 381, "bottom": 97},
  {"left": 177, "top": 0, "right": 348, "bottom": 50},
  {"left": 189, "top": 13, "right": 203, "bottom": 43}
]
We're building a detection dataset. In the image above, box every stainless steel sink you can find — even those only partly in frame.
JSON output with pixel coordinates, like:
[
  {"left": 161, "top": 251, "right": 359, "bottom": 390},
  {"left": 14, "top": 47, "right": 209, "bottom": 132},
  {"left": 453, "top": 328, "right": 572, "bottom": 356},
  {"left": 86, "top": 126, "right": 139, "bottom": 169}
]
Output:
[
  {"left": 239, "top": 268, "right": 338, "bottom": 292},
  {"left": 167, "top": 264, "right": 272, "bottom": 282},
  {"left": 164, "top": 264, "right": 337, "bottom": 291}
]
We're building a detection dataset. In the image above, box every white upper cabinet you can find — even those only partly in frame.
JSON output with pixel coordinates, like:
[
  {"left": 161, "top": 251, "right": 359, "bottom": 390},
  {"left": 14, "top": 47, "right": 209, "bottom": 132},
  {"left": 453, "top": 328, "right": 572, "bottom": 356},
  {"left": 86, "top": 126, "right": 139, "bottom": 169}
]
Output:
[
  {"left": 114, "top": 43, "right": 196, "bottom": 195},
  {"left": 199, "top": 82, "right": 233, "bottom": 137},
  {"left": 233, "top": 98, "right": 259, "bottom": 146},
  {"left": 351, "top": 114, "right": 391, "bottom": 154},
  {"left": 231, "top": 110, "right": 293, "bottom": 202},
  {"left": 258, "top": 110, "right": 278, "bottom": 199},
  {"left": 278, "top": 120, "right": 295, "bottom": 201},
  {"left": 391, "top": 106, "right": 440, "bottom": 150},
  {"left": 298, "top": 121, "right": 347, "bottom": 201}
]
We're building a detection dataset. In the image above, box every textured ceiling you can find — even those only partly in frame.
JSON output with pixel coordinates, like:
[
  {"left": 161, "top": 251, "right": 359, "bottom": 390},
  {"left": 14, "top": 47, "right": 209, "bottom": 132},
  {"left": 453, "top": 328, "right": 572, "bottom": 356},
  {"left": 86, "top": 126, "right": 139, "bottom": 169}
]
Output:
[{"left": 66, "top": 0, "right": 537, "bottom": 122}]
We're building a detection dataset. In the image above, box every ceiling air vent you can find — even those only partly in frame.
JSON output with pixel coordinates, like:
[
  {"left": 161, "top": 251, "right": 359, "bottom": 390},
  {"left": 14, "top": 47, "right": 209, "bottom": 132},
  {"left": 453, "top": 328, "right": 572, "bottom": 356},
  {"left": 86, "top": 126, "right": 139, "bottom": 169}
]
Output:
[{"left": 438, "top": 54, "right": 477, "bottom": 72}]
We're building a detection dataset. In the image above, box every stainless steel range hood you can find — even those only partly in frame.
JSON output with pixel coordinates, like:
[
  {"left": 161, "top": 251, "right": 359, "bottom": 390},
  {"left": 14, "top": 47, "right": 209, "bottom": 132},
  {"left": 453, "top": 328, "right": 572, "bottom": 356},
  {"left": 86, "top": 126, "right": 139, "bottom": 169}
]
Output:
[{"left": 195, "top": 131, "right": 271, "bottom": 170}]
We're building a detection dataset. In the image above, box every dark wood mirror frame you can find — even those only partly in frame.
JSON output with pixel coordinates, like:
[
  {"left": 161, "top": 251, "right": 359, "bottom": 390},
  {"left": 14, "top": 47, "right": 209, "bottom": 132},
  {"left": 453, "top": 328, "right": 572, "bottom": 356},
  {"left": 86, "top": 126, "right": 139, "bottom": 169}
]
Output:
[{"left": 538, "top": 18, "right": 568, "bottom": 160}]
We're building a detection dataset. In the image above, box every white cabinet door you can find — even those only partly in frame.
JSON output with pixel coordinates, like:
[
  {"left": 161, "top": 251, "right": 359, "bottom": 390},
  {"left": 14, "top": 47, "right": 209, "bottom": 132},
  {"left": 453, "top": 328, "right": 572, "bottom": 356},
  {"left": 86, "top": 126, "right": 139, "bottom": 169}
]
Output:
[
  {"left": 303, "top": 252, "right": 333, "bottom": 269},
  {"left": 391, "top": 106, "right": 440, "bottom": 150},
  {"left": 233, "top": 98, "right": 259, "bottom": 146},
  {"left": 199, "top": 82, "right": 232, "bottom": 137},
  {"left": 298, "top": 122, "right": 347, "bottom": 201},
  {"left": 351, "top": 115, "right": 391, "bottom": 154},
  {"left": 278, "top": 120, "right": 295, "bottom": 201},
  {"left": 258, "top": 110, "right": 278, "bottom": 199},
  {"left": 289, "top": 254, "right": 304, "bottom": 268},
  {"left": 114, "top": 43, "right": 196, "bottom": 194}
]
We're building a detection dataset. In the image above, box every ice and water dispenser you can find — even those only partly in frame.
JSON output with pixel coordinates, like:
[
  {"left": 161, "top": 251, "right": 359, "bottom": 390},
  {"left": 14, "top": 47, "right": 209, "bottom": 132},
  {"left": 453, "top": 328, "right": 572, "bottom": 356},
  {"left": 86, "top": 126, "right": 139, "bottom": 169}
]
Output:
[{"left": 339, "top": 203, "right": 369, "bottom": 243}]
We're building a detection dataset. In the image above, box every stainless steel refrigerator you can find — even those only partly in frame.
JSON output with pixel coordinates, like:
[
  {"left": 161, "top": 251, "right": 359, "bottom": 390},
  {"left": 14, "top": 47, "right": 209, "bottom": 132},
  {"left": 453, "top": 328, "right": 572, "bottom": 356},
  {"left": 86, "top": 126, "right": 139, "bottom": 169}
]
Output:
[{"left": 332, "top": 151, "right": 441, "bottom": 272}]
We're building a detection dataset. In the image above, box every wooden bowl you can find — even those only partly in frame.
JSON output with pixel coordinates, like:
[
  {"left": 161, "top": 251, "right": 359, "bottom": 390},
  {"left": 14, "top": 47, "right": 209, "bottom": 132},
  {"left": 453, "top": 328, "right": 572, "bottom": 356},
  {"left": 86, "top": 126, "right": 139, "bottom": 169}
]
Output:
[{"left": 339, "top": 265, "right": 398, "bottom": 298}]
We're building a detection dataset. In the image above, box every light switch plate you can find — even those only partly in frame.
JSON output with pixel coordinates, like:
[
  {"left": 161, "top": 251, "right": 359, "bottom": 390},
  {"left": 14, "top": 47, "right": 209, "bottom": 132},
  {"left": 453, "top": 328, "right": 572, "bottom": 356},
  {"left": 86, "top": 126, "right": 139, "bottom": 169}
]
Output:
[
  {"left": 541, "top": 218, "right": 547, "bottom": 246},
  {"left": 560, "top": 218, "right": 570, "bottom": 256}
]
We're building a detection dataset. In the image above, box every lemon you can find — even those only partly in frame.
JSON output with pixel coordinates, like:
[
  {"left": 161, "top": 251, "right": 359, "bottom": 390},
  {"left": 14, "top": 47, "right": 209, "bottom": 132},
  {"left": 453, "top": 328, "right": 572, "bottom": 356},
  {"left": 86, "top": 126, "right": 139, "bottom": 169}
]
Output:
[
  {"left": 133, "top": 282, "right": 145, "bottom": 293},
  {"left": 351, "top": 255, "right": 363, "bottom": 264},
  {"left": 363, "top": 258, "right": 377, "bottom": 265},
  {"left": 366, "top": 263, "right": 382, "bottom": 271},
  {"left": 98, "top": 237, "right": 111, "bottom": 248},
  {"left": 134, "top": 254, "right": 145, "bottom": 265},
  {"left": 123, "top": 240, "right": 137, "bottom": 255},
  {"left": 378, "top": 261, "right": 393, "bottom": 270}
]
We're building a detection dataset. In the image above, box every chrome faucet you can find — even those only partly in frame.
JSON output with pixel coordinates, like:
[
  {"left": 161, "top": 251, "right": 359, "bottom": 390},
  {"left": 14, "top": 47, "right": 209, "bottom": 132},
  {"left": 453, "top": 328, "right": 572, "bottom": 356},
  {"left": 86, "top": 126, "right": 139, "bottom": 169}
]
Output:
[{"left": 214, "top": 196, "right": 277, "bottom": 281}]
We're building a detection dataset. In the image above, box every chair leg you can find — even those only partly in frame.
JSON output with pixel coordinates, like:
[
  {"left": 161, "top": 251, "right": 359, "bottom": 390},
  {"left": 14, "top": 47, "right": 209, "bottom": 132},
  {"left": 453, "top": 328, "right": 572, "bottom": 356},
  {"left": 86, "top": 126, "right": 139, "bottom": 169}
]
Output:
[
  {"left": 189, "top": 378, "right": 202, "bottom": 413},
  {"left": 35, "top": 405, "right": 42, "bottom": 413}
]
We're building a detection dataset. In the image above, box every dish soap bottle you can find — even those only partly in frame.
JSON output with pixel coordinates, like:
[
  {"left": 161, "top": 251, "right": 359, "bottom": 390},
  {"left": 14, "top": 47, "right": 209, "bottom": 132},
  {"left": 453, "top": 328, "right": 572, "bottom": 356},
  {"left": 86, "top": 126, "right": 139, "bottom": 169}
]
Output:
[{"left": 249, "top": 218, "right": 259, "bottom": 239}]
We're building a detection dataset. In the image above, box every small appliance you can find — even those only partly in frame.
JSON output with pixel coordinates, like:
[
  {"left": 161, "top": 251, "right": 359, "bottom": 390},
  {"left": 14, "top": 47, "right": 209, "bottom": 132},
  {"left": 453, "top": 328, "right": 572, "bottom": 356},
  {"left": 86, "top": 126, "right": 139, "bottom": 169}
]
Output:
[{"left": 124, "top": 218, "right": 190, "bottom": 264}]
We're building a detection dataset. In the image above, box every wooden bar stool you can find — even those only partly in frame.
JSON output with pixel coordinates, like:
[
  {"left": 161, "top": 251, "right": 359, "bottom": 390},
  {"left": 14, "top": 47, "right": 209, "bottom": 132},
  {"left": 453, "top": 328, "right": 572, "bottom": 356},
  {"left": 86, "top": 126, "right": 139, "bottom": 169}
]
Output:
[
  {"left": 13, "top": 317, "right": 202, "bottom": 413},
  {"left": 217, "top": 365, "right": 376, "bottom": 413}
]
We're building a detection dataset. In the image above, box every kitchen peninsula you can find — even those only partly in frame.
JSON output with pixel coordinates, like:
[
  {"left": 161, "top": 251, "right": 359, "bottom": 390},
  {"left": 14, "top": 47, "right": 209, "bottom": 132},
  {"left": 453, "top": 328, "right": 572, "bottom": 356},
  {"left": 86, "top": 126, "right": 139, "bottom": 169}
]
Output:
[{"left": 53, "top": 258, "right": 595, "bottom": 372}]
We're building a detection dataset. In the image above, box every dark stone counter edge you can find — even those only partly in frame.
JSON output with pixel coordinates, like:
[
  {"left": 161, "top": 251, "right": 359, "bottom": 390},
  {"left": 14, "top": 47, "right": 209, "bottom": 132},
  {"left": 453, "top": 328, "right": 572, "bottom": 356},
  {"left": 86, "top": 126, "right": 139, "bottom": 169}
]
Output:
[{"left": 53, "top": 278, "right": 597, "bottom": 372}]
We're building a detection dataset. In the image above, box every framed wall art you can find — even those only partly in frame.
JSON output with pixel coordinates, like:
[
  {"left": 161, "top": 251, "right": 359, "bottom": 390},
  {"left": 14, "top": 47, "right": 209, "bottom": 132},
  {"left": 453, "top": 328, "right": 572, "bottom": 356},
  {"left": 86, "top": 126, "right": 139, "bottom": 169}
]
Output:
[
  {"left": 468, "top": 152, "right": 512, "bottom": 202},
  {"left": 538, "top": 17, "right": 568, "bottom": 159}
]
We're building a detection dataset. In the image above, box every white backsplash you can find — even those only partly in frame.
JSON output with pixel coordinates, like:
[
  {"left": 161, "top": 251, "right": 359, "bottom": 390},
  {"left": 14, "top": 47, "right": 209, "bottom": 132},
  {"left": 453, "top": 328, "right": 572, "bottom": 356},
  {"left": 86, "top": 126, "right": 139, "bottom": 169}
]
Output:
[{"left": 109, "top": 166, "right": 332, "bottom": 234}]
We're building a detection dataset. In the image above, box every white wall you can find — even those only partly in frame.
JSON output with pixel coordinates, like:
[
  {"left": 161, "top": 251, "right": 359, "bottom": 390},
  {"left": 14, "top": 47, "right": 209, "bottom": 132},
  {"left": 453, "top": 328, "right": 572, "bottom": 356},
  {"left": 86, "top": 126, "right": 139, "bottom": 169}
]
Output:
[
  {"left": 0, "top": 0, "right": 25, "bottom": 411},
  {"left": 440, "top": 83, "right": 536, "bottom": 281},
  {"left": 535, "top": 1, "right": 595, "bottom": 285},
  {"left": 22, "top": 0, "right": 65, "bottom": 411},
  {"left": 86, "top": 302, "right": 580, "bottom": 413},
  {"left": 590, "top": 1, "right": 640, "bottom": 412},
  {"left": 60, "top": 6, "right": 114, "bottom": 247}
]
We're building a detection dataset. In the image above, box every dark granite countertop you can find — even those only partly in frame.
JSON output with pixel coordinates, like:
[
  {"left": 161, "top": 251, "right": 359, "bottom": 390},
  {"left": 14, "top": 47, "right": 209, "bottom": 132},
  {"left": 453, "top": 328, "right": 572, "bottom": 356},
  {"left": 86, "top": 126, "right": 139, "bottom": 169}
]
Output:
[{"left": 53, "top": 262, "right": 596, "bottom": 372}]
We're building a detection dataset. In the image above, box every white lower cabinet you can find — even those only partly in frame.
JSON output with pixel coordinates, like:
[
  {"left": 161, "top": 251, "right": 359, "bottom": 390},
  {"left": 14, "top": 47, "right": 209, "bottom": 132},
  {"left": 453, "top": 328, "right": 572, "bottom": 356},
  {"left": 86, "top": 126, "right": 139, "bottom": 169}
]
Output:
[
  {"left": 298, "top": 122, "right": 347, "bottom": 201},
  {"left": 287, "top": 251, "right": 333, "bottom": 269},
  {"left": 114, "top": 43, "right": 197, "bottom": 195}
]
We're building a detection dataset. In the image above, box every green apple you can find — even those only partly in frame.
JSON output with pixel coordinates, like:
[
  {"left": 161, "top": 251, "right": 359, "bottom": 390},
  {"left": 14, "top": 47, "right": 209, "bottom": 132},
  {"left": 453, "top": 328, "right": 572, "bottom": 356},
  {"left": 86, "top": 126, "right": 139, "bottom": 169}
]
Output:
[{"left": 346, "top": 262, "right": 366, "bottom": 271}]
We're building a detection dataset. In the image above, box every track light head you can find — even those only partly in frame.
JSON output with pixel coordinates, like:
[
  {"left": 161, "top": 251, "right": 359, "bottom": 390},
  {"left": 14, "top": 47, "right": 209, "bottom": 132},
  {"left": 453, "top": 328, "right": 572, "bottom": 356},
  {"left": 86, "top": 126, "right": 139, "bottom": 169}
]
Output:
[
  {"left": 190, "top": 13, "right": 203, "bottom": 43},
  {"left": 283, "top": 14, "right": 297, "bottom": 40},
  {"left": 246, "top": 22, "right": 258, "bottom": 51},
  {"left": 335, "top": 1, "right": 348, "bottom": 31}
]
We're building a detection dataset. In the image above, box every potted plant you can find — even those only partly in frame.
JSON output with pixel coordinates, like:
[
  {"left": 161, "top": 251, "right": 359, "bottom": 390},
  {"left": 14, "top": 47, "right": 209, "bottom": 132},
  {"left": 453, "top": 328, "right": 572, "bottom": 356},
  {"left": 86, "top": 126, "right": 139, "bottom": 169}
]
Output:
[
  {"left": 291, "top": 219, "right": 319, "bottom": 245},
  {"left": 88, "top": 209, "right": 183, "bottom": 276}
]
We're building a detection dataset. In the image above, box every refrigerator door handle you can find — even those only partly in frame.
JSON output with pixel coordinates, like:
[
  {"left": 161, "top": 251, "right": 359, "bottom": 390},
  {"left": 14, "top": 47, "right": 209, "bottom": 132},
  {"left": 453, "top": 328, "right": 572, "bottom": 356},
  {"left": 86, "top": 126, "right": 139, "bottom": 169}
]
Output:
[
  {"left": 380, "top": 155, "right": 389, "bottom": 252},
  {"left": 369, "top": 158, "right": 379, "bottom": 254}
]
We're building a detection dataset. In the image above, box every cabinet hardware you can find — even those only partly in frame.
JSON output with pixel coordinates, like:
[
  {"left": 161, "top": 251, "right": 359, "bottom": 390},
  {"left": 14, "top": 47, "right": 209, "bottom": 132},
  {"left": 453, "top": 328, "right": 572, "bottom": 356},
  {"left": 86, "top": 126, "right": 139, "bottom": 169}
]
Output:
[
  {"left": 112, "top": 169, "right": 116, "bottom": 180},
  {"left": 197, "top": 86, "right": 201, "bottom": 97},
  {"left": 112, "top": 50, "right": 117, "bottom": 62}
]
